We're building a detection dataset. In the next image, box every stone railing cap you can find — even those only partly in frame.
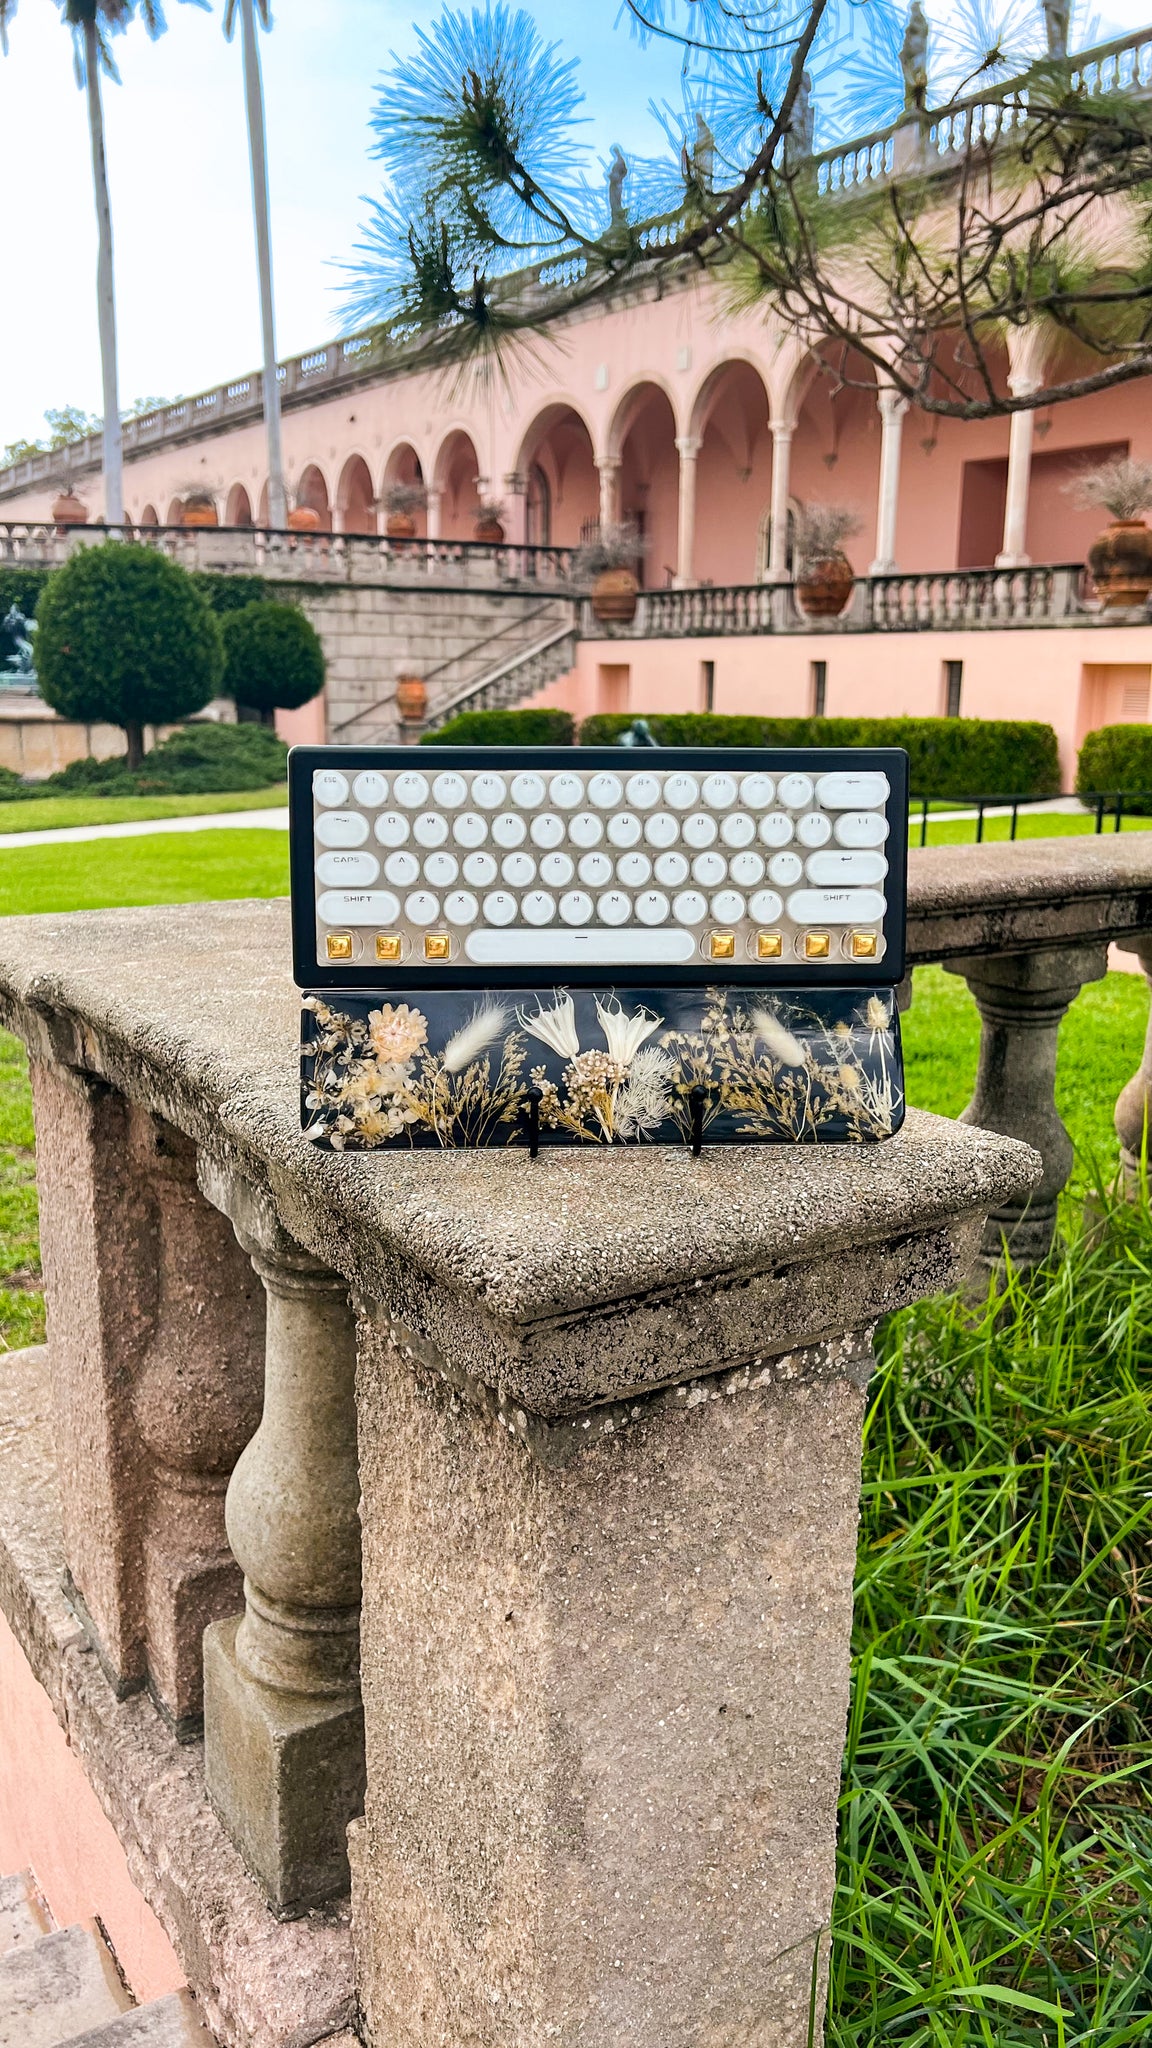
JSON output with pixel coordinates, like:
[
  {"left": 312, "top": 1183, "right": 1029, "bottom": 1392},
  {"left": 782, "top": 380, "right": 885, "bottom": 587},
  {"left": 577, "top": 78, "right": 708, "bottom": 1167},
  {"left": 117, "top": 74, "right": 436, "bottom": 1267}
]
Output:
[
  {"left": 908, "top": 830, "right": 1152, "bottom": 960},
  {"left": 0, "top": 900, "right": 1036, "bottom": 1330}
]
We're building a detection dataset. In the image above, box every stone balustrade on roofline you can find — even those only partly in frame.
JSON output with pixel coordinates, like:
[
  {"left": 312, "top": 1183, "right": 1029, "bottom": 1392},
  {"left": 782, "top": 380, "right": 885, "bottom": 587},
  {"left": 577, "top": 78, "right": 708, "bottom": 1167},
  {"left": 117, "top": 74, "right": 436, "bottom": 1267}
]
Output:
[
  {"left": 2, "top": 22, "right": 1151, "bottom": 506},
  {"left": 1, "top": 837, "right": 1152, "bottom": 2039}
]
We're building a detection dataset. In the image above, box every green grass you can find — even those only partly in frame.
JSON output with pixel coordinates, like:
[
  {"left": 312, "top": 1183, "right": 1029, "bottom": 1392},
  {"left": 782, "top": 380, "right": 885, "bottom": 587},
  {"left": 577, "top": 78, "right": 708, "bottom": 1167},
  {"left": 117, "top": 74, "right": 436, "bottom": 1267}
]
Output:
[
  {"left": 910, "top": 812, "right": 1148, "bottom": 848},
  {"left": 0, "top": 828, "right": 289, "bottom": 916},
  {"left": 0, "top": 786, "right": 287, "bottom": 835}
]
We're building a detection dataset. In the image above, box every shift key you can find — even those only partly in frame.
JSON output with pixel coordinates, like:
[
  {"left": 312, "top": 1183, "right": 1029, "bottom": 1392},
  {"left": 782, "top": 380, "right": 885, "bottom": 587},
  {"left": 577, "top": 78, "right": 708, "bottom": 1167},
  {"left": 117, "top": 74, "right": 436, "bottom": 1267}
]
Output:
[{"left": 785, "top": 888, "right": 886, "bottom": 925}]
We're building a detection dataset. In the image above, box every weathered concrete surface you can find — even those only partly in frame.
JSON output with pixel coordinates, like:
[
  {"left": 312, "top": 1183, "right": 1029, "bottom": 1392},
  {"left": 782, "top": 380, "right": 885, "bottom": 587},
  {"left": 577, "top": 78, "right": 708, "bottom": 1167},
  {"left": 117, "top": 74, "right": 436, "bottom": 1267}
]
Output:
[
  {"left": 907, "top": 831, "right": 1152, "bottom": 963},
  {"left": 0, "top": 1921, "right": 130, "bottom": 2047},
  {"left": 63, "top": 1988, "right": 217, "bottom": 2045},
  {"left": 0, "top": 1872, "right": 51, "bottom": 1957}
]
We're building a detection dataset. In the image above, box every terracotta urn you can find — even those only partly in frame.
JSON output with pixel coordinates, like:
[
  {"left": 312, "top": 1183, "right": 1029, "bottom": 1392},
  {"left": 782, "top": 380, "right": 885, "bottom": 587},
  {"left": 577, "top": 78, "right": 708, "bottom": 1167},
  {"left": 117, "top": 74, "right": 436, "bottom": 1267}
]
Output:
[
  {"left": 51, "top": 490, "right": 88, "bottom": 529},
  {"left": 474, "top": 512, "right": 505, "bottom": 544},
  {"left": 591, "top": 567, "right": 640, "bottom": 624},
  {"left": 395, "top": 675, "right": 428, "bottom": 722},
  {"left": 288, "top": 505, "right": 322, "bottom": 533},
  {"left": 796, "top": 552, "right": 855, "bottom": 619},
  {"left": 1088, "top": 519, "right": 1152, "bottom": 608},
  {"left": 386, "top": 509, "right": 417, "bottom": 541},
  {"left": 182, "top": 498, "right": 219, "bottom": 528}
]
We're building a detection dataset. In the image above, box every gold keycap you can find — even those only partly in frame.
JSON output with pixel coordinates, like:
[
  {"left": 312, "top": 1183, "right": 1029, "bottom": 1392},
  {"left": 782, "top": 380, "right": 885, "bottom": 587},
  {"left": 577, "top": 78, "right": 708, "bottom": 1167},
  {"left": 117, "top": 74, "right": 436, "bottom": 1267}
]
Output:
[
  {"left": 326, "top": 933, "right": 353, "bottom": 961},
  {"left": 709, "top": 931, "right": 736, "bottom": 960},
  {"left": 375, "top": 933, "right": 402, "bottom": 962},
  {"left": 804, "top": 931, "right": 831, "bottom": 960},
  {"left": 424, "top": 933, "right": 451, "bottom": 961},
  {"left": 851, "top": 930, "right": 878, "bottom": 958},
  {"left": 757, "top": 930, "right": 783, "bottom": 959}
]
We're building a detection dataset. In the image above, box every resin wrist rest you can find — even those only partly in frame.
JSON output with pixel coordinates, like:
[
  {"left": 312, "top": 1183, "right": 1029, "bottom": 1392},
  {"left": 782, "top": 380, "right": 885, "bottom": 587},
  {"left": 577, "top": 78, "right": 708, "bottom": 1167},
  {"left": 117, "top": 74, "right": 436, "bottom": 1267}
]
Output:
[{"left": 299, "top": 984, "right": 904, "bottom": 1152}]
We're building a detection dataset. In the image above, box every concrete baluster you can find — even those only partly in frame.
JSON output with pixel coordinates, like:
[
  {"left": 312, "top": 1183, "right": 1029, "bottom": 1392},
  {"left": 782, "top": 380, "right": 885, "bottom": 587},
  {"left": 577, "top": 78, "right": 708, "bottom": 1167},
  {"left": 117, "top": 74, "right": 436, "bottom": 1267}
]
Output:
[
  {"left": 1114, "top": 937, "right": 1152, "bottom": 1185},
  {"left": 947, "top": 942, "right": 1107, "bottom": 1262}
]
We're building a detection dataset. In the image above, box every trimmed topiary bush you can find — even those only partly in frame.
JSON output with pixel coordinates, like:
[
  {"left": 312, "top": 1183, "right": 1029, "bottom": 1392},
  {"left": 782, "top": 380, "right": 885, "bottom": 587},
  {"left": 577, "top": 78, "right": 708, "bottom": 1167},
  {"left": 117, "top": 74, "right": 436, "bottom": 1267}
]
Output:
[
  {"left": 35, "top": 541, "right": 223, "bottom": 767},
  {"left": 1077, "top": 724, "right": 1152, "bottom": 811},
  {"left": 42, "top": 720, "right": 288, "bottom": 796},
  {"left": 221, "top": 600, "right": 325, "bottom": 718},
  {"left": 577, "top": 712, "right": 1060, "bottom": 799},
  {"left": 422, "top": 707, "right": 575, "bottom": 746}
]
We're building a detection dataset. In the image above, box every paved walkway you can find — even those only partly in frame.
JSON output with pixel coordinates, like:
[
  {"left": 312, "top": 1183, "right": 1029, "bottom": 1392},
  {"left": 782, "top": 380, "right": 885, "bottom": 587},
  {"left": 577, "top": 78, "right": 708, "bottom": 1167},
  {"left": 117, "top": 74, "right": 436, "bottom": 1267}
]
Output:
[{"left": 0, "top": 806, "right": 289, "bottom": 850}]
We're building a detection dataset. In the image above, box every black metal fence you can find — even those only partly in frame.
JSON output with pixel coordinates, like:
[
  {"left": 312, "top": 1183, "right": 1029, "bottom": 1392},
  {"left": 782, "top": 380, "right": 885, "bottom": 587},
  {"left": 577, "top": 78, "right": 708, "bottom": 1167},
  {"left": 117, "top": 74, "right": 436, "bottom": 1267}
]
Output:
[{"left": 913, "top": 792, "right": 1152, "bottom": 845}]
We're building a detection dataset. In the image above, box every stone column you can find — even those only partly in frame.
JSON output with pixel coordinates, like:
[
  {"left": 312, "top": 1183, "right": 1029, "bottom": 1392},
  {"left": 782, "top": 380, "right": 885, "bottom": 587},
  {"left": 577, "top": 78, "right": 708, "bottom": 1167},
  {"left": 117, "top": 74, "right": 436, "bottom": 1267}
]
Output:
[
  {"left": 870, "top": 388, "right": 908, "bottom": 575},
  {"left": 674, "top": 434, "right": 701, "bottom": 587},
  {"left": 503, "top": 471, "right": 528, "bottom": 548},
  {"left": 425, "top": 485, "right": 443, "bottom": 543},
  {"left": 596, "top": 455, "right": 620, "bottom": 533},
  {"left": 766, "top": 419, "right": 795, "bottom": 581},
  {"left": 1114, "top": 936, "right": 1152, "bottom": 1186},
  {"left": 996, "top": 374, "right": 1041, "bottom": 567},
  {"left": 946, "top": 942, "right": 1107, "bottom": 1263},
  {"left": 200, "top": 1173, "right": 364, "bottom": 1918}
]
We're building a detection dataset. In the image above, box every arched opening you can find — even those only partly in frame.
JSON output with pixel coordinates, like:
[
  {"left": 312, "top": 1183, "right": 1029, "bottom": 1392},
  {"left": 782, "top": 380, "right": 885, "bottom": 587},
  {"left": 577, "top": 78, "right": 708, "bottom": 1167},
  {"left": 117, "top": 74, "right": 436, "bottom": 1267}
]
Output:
[
  {"left": 786, "top": 348, "right": 882, "bottom": 578},
  {"left": 165, "top": 497, "right": 184, "bottom": 527},
  {"left": 690, "top": 360, "right": 772, "bottom": 585},
  {"left": 336, "top": 455, "right": 377, "bottom": 536},
  {"left": 225, "top": 483, "right": 253, "bottom": 528},
  {"left": 380, "top": 443, "right": 427, "bottom": 539},
  {"left": 610, "top": 382, "right": 679, "bottom": 588},
  {"left": 433, "top": 430, "right": 482, "bottom": 542},
  {"left": 516, "top": 403, "right": 599, "bottom": 549},
  {"left": 296, "top": 464, "right": 332, "bottom": 532},
  {"left": 139, "top": 504, "right": 159, "bottom": 528}
]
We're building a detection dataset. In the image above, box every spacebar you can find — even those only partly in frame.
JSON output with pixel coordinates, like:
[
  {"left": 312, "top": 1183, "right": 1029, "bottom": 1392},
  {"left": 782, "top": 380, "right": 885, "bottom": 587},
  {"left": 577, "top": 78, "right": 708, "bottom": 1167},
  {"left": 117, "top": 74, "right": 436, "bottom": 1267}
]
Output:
[{"left": 465, "top": 928, "right": 697, "bottom": 967}]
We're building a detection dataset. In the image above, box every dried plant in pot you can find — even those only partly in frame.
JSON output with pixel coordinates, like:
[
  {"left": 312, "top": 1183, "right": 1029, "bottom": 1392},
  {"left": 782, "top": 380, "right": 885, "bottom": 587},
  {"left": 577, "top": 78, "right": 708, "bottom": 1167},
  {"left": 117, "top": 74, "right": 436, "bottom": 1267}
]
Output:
[
  {"left": 794, "top": 505, "right": 860, "bottom": 618},
  {"left": 181, "top": 490, "right": 219, "bottom": 529},
  {"left": 1070, "top": 459, "right": 1152, "bottom": 608},
  {"left": 576, "top": 524, "right": 645, "bottom": 623},
  {"left": 474, "top": 500, "right": 506, "bottom": 544},
  {"left": 51, "top": 490, "right": 88, "bottom": 530},
  {"left": 384, "top": 481, "right": 426, "bottom": 541}
]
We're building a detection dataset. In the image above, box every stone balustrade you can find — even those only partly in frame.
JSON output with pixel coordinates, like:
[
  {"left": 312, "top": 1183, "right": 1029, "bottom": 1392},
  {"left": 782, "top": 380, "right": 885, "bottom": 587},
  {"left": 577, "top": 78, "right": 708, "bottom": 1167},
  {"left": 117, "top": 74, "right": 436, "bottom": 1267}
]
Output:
[{"left": 0, "top": 897, "right": 1035, "bottom": 2047}]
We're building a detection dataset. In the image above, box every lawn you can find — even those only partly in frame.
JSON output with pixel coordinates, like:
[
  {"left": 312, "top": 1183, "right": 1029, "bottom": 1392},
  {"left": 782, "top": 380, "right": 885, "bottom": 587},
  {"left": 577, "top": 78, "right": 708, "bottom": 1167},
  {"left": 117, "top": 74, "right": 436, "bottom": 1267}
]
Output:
[
  {"left": 911, "top": 810, "right": 1148, "bottom": 847},
  {"left": 0, "top": 826, "right": 289, "bottom": 916},
  {"left": 0, "top": 786, "right": 287, "bottom": 836}
]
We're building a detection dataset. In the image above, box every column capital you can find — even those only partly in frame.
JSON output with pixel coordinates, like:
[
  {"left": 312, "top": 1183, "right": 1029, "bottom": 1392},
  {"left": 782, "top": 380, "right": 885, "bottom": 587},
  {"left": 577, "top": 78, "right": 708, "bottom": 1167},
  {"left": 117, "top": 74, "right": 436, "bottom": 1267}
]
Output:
[
  {"left": 877, "top": 386, "right": 910, "bottom": 421},
  {"left": 675, "top": 434, "right": 702, "bottom": 460},
  {"left": 770, "top": 417, "right": 796, "bottom": 443},
  {"left": 1007, "top": 373, "right": 1043, "bottom": 400},
  {"left": 595, "top": 453, "right": 621, "bottom": 475}
]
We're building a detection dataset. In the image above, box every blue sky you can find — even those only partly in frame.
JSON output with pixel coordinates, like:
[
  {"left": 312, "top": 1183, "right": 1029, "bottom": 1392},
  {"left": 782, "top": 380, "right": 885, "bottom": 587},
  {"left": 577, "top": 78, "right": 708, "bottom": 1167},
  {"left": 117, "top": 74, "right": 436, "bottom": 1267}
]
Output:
[{"left": 0, "top": 0, "right": 1145, "bottom": 449}]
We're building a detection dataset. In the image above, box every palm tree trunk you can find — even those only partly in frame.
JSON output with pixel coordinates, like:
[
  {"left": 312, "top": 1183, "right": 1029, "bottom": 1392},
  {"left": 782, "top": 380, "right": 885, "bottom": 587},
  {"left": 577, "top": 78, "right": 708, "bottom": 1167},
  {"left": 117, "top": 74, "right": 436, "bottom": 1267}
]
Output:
[
  {"left": 239, "top": 0, "right": 287, "bottom": 531},
  {"left": 84, "top": 16, "right": 123, "bottom": 526}
]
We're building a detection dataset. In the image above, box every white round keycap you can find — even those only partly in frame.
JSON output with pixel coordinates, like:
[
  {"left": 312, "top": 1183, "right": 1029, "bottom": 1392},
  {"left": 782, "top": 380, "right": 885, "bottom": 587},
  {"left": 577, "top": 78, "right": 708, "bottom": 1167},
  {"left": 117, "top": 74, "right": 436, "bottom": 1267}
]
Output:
[
  {"left": 692, "top": 851, "right": 727, "bottom": 887},
  {"left": 315, "top": 850, "right": 378, "bottom": 886},
  {"left": 492, "top": 811, "right": 527, "bottom": 848},
  {"left": 423, "top": 852, "right": 458, "bottom": 886},
  {"left": 778, "top": 772, "right": 814, "bottom": 810},
  {"left": 606, "top": 812, "right": 641, "bottom": 848},
  {"left": 758, "top": 812, "right": 794, "bottom": 848},
  {"left": 740, "top": 773, "right": 775, "bottom": 808},
  {"left": 834, "top": 811, "right": 889, "bottom": 848},
  {"left": 453, "top": 812, "right": 488, "bottom": 848},
  {"left": 569, "top": 811, "right": 603, "bottom": 848},
  {"left": 673, "top": 890, "right": 707, "bottom": 926},
  {"left": 540, "top": 851, "right": 574, "bottom": 886},
  {"left": 588, "top": 772, "right": 623, "bottom": 809},
  {"left": 317, "top": 890, "right": 398, "bottom": 927},
  {"left": 549, "top": 772, "right": 584, "bottom": 809},
  {"left": 749, "top": 889, "right": 784, "bottom": 923},
  {"left": 413, "top": 811, "right": 448, "bottom": 848},
  {"left": 663, "top": 773, "right": 699, "bottom": 811},
  {"left": 720, "top": 812, "right": 755, "bottom": 849},
  {"left": 530, "top": 812, "right": 565, "bottom": 849},
  {"left": 384, "top": 851, "right": 420, "bottom": 886},
  {"left": 315, "top": 811, "right": 369, "bottom": 848},
  {"left": 431, "top": 773, "right": 467, "bottom": 809},
  {"left": 313, "top": 769, "right": 350, "bottom": 808},
  {"left": 352, "top": 771, "right": 388, "bottom": 808},
  {"left": 444, "top": 891, "right": 479, "bottom": 927},
  {"left": 702, "top": 772, "right": 737, "bottom": 807},
  {"left": 502, "top": 852, "right": 536, "bottom": 888},
  {"left": 644, "top": 812, "right": 678, "bottom": 849},
  {"left": 483, "top": 891, "right": 517, "bottom": 927},
  {"left": 374, "top": 811, "right": 410, "bottom": 848},
  {"left": 578, "top": 851, "right": 613, "bottom": 886},
  {"left": 796, "top": 811, "right": 832, "bottom": 848},
  {"left": 404, "top": 891, "right": 439, "bottom": 926},
  {"left": 522, "top": 891, "right": 556, "bottom": 926},
  {"left": 462, "top": 851, "right": 497, "bottom": 886},
  {"left": 768, "top": 851, "right": 803, "bottom": 886},
  {"left": 393, "top": 771, "right": 430, "bottom": 809},
  {"left": 655, "top": 851, "right": 689, "bottom": 886},
  {"left": 560, "top": 890, "right": 594, "bottom": 925},
  {"left": 616, "top": 852, "right": 652, "bottom": 887},
  {"left": 510, "top": 772, "right": 546, "bottom": 807},
  {"left": 729, "top": 851, "right": 765, "bottom": 886},
  {"left": 711, "top": 889, "right": 746, "bottom": 924},
  {"left": 598, "top": 890, "right": 632, "bottom": 926},
  {"left": 636, "top": 890, "right": 670, "bottom": 926},
  {"left": 682, "top": 812, "right": 717, "bottom": 849},
  {"left": 472, "top": 772, "right": 507, "bottom": 810},
  {"left": 625, "top": 772, "right": 661, "bottom": 810}
]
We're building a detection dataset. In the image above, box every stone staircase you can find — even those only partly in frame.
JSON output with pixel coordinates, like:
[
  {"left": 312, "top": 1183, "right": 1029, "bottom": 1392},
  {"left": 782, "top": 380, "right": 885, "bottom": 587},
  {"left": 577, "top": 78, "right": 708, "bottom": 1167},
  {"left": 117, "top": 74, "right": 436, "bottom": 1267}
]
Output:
[
  {"left": 430, "top": 615, "right": 578, "bottom": 722},
  {"left": 0, "top": 1873, "right": 213, "bottom": 2048}
]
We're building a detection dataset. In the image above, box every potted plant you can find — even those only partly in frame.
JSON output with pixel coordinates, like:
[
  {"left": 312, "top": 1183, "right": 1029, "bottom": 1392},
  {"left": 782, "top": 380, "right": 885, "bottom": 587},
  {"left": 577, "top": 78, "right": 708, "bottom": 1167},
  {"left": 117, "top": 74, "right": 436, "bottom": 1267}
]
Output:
[
  {"left": 287, "top": 502, "right": 322, "bottom": 533},
  {"left": 51, "top": 490, "right": 88, "bottom": 530},
  {"left": 794, "top": 505, "right": 861, "bottom": 618},
  {"left": 395, "top": 674, "right": 428, "bottom": 722},
  {"left": 576, "top": 524, "right": 644, "bottom": 624},
  {"left": 181, "top": 490, "right": 219, "bottom": 529},
  {"left": 474, "top": 500, "right": 506, "bottom": 544},
  {"left": 1071, "top": 458, "right": 1152, "bottom": 608},
  {"left": 384, "top": 482, "right": 426, "bottom": 541}
]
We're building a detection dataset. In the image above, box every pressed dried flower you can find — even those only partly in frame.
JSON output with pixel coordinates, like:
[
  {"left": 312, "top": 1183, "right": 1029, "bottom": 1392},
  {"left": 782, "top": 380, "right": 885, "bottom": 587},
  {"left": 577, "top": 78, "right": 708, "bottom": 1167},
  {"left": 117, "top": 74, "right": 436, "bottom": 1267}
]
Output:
[
  {"left": 443, "top": 1001, "right": 509, "bottom": 1073},
  {"left": 751, "top": 1008, "right": 806, "bottom": 1066},
  {"left": 519, "top": 993, "right": 581, "bottom": 1059},
  {"left": 367, "top": 1003, "right": 428, "bottom": 1062},
  {"left": 595, "top": 997, "right": 662, "bottom": 1064}
]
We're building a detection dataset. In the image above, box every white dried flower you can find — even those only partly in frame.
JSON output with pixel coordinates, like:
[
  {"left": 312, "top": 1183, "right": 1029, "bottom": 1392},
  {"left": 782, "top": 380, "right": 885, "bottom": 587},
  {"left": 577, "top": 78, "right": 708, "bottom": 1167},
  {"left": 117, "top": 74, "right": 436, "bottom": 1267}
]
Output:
[
  {"left": 595, "top": 997, "right": 662, "bottom": 1065},
  {"left": 518, "top": 992, "right": 581, "bottom": 1060},
  {"left": 443, "top": 1001, "right": 509, "bottom": 1074},
  {"left": 752, "top": 1008, "right": 806, "bottom": 1066},
  {"left": 615, "top": 1046, "right": 675, "bottom": 1136}
]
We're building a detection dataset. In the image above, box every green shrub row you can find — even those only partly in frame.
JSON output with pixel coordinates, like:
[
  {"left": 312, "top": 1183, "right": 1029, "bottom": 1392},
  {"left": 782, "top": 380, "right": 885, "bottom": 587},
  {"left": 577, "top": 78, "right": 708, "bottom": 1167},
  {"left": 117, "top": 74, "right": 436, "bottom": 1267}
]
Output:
[
  {"left": 1076, "top": 724, "right": 1152, "bottom": 807},
  {"left": 0, "top": 720, "right": 287, "bottom": 802},
  {"left": 422, "top": 707, "right": 575, "bottom": 747},
  {"left": 0, "top": 562, "right": 277, "bottom": 621}
]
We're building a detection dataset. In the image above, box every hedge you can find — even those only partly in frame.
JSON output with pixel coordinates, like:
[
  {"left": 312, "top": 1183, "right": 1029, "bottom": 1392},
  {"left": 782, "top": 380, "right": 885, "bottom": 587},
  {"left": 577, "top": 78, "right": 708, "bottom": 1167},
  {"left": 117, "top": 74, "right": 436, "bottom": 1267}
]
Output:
[
  {"left": 1077, "top": 724, "right": 1152, "bottom": 810},
  {"left": 0, "top": 562, "right": 278, "bottom": 623},
  {"left": 577, "top": 713, "right": 1060, "bottom": 799},
  {"left": 422, "top": 707, "right": 575, "bottom": 746}
]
